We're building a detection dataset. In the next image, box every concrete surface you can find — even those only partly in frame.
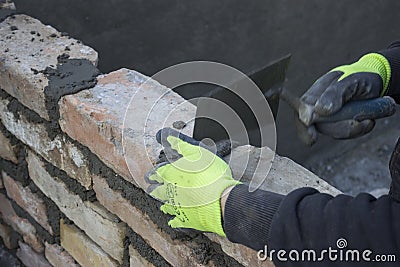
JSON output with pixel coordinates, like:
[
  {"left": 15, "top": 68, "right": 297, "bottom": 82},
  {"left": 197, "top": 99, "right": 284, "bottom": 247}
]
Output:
[{"left": 305, "top": 112, "right": 400, "bottom": 196}]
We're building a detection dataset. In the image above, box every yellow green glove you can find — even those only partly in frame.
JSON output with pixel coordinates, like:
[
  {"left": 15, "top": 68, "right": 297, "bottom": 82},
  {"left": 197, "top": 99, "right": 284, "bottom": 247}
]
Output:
[{"left": 145, "top": 128, "right": 241, "bottom": 236}]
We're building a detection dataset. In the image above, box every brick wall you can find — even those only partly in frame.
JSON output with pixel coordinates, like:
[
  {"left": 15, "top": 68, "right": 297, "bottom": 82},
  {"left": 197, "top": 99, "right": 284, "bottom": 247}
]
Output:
[{"left": 0, "top": 6, "right": 340, "bottom": 267}]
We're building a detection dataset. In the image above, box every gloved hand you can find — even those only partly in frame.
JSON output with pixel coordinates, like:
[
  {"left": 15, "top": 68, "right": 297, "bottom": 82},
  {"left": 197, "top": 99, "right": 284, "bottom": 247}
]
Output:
[
  {"left": 298, "top": 53, "right": 391, "bottom": 145},
  {"left": 145, "top": 128, "right": 241, "bottom": 236}
]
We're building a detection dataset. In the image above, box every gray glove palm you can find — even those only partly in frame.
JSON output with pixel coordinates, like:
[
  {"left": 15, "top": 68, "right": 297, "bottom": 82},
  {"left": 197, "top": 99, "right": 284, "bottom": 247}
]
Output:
[{"left": 298, "top": 53, "right": 391, "bottom": 145}]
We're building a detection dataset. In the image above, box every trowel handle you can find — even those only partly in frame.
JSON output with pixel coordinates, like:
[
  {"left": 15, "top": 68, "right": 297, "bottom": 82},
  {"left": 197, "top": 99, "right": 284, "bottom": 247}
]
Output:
[{"left": 312, "top": 96, "right": 396, "bottom": 124}]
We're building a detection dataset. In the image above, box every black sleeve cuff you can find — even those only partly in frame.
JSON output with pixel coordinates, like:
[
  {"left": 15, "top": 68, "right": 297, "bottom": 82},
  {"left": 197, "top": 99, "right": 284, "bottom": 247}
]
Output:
[
  {"left": 379, "top": 42, "right": 400, "bottom": 102},
  {"left": 223, "top": 184, "right": 284, "bottom": 251}
]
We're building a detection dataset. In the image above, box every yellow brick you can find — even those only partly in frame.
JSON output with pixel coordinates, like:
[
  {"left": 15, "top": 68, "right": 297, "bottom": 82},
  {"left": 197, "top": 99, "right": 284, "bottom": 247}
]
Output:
[{"left": 60, "top": 220, "right": 118, "bottom": 267}]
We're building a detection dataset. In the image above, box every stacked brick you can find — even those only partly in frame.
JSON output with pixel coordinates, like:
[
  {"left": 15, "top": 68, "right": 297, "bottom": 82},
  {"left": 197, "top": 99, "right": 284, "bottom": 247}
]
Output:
[{"left": 0, "top": 10, "right": 340, "bottom": 267}]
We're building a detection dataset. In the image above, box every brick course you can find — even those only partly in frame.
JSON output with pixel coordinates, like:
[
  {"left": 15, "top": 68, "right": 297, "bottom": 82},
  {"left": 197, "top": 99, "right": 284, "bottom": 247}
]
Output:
[
  {"left": 2, "top": 171, "right": 54, "bottom": 235},
  {"left": 0, "top": 193, "right": 43, "bottom": 252},
  {"left": 93, "top": 174, "right": 210, "bottom": 267},
  {"left": 0, "top": 98, "right": 92, "bottom": 189},
  {"left": 27, "top": 151, "right": 126, "bottom": 263}
]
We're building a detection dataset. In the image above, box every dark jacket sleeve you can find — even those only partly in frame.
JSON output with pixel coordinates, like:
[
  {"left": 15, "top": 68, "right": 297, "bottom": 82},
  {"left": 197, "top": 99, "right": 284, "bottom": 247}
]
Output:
[
  {"left": 223, "top": 185, "right": 400, "bottom": 266},
  {"left": 379, "top": 42, "right": 400, "bottom": 102}
]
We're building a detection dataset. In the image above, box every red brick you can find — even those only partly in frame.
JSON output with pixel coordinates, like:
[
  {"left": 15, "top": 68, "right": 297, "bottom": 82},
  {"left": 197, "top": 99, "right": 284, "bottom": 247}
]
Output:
[
  {"left": 17, "top": 241, "right": 51, "bottom": 267},
  {"left": 2, "top": 171, "right": 54, "bottom": 235},
  {"left": 59, "top": 68, "right": 195, "bottom": 188},
  {"left": 93, "top": 174, "right": 205, "bottom": 267},
  {"left": 0, "top": 193, "right": 43, "bottom": 252}
]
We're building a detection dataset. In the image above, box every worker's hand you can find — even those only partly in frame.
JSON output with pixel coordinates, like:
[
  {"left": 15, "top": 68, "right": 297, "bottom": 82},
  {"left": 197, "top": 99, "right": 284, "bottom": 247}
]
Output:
[
  {"left": 298, "top": 53, "right": 391, "bottom": 145},
  {"left": 145, "top": 128, "right": 241, "bottom": 236}
]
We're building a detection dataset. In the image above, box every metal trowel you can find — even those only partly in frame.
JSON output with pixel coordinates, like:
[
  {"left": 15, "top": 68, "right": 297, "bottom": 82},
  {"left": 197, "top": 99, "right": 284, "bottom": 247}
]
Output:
[{"left": 193, "top": 55, "right": 291, "bottom": 147}]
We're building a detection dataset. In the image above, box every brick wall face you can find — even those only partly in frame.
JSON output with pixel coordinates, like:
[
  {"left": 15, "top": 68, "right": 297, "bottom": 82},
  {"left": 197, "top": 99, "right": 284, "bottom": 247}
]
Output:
[{"left": 0, "top": 7, "right": 340, "bottom": 267}]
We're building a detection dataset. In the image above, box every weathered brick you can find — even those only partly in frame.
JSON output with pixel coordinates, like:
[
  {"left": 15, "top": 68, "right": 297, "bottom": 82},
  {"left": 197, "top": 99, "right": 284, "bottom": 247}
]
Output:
[
  {"left": 0, "top": 98, "right": 92, "bottom": 189},
  {"left": 0, "top": 129, "right": 18, "bottom": 163},
  {"left": 0, "top": 222, "right": 18, "bottom": 249},
  {"left": 129, "top": 245, "right": 154, "bottom": 267},
  {"left": 93, "top": 174, "right": 205, "bottom": 267},
  {"left": 225, "top": 145, "right": 341, "bottom": 195},
  {"left": 2, "top": 171, "right": 54, "bottom": 235},
  {"left": 17, "top": 241, "right": 51, "bottom": 267},
  {"left": 27, "top": 151, "right": 126, "bottom": 263},
  {"left": 0, "top": 193, "right": 43, "bottom": 252},
  {"left": 45, "top": 242, "right": 79, "bottom": 267},
  {"left": 60, "top": 220, "right": 118, "bottom": 267},
  {"left": 59, "top": 68, "right": 195, "bottom": 188},
  {"left": 0, "top": 15, "right": 98, "bottom": 121}
]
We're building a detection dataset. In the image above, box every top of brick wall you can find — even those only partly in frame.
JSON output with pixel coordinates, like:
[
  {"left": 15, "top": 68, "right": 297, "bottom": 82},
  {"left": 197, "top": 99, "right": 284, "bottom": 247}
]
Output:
[{"left": 0, "top": 15, "right": 98, "bottom": 121}]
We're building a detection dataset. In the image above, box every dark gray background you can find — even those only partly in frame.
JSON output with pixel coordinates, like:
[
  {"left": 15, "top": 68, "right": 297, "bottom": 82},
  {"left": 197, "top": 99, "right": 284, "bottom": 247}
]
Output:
[{"left": 13, "top": 0, "right": 400, "bottom": 163}]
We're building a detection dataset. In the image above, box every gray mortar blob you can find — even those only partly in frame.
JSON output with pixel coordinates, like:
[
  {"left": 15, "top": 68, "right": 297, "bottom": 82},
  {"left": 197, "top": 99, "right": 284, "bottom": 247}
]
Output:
[{"left": 41, "top": 53, "right": 99, "bottom": 138}]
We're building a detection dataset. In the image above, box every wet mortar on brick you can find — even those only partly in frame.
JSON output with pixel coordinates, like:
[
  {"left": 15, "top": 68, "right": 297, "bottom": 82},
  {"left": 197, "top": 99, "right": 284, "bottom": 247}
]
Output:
[
  {"left": 11, "top": 198, "right": 54, "bottom": 244},
  {"left": 0, "top": 87, "right": 244, "bottom": 266},
  {"left": 126, "top": 228, "right": 171, "bottom": 267},
  {"left": 41, "top": 53, "right": 100, "bottom": 138},
  {"left": 0, "top": 123, "right": 65, "bottom": 245},
  {"left": 0, "top": 12, "right": 248, "bottom": 265}
]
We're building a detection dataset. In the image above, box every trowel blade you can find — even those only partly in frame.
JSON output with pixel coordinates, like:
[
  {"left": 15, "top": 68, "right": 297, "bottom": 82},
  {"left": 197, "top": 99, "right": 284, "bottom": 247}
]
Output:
[{"left": 193, "top": 54, "right": 291, "bottom": 147}]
